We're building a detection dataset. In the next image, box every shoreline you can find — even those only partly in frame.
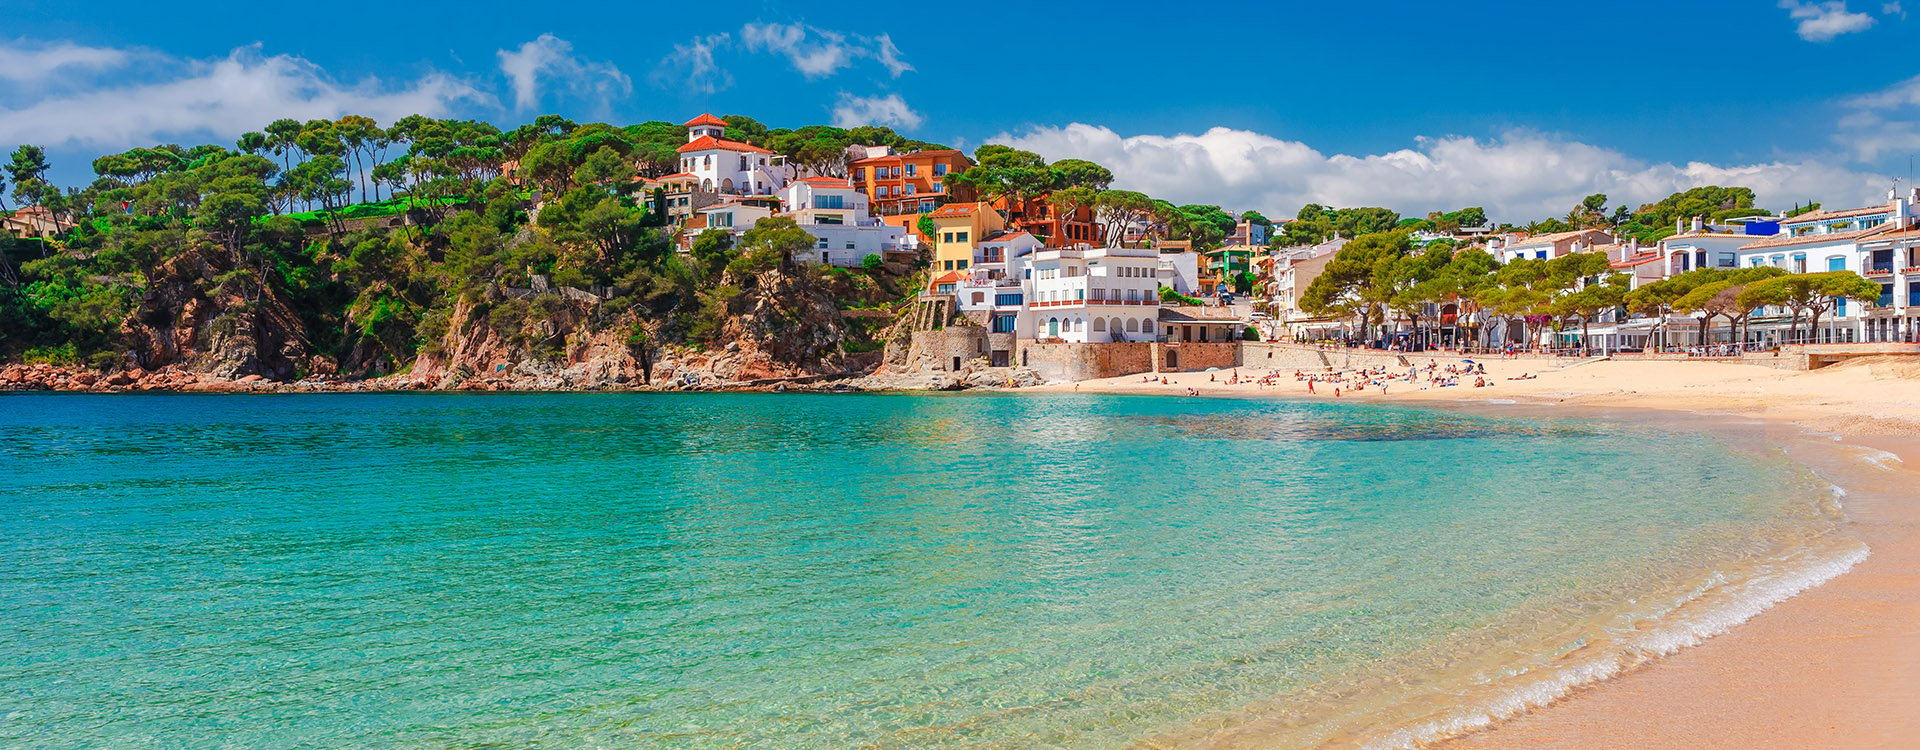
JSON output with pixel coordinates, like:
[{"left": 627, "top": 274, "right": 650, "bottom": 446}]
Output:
[
  {"left": 10, "top": 357, "right": 1918, "bottom": 746},
  {"left": 1049, "top": 356, "right": 1920, "bottom": 748}
]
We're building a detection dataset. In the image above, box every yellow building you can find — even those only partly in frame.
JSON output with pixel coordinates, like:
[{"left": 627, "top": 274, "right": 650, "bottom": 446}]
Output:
[{"left": 922, "top": 202, "right": 1006, "bottom": 271}]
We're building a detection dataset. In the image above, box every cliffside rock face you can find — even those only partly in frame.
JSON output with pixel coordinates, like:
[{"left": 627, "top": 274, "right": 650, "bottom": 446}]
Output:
[
  {"left": 406, "top": 288, "right": 647, "bottom": 390},
  {"left": 708, "top": 266, "right": 859, "bottom": 382},
  {"left": 121, "top": 248, "right": 312, "bottom": 379}
]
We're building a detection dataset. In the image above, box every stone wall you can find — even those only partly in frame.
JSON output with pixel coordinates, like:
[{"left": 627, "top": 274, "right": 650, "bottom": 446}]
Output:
[
  {"left": 1017, "top": 342, "right": 1155, "bottom": 382},
  {"left": 1160, "top": 343, "right": 1241, "bottom": 372},
  {"left": 1017, "top": 341, "right": 1244, "bottom": 381},
  {"left": 903, "top": 327, "right": 991, "bottom": 372}
]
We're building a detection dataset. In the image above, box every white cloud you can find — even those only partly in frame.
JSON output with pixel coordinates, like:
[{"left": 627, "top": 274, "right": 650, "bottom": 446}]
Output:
[
  {"left": 830, "top": 93, "right": 923, "bottom": 129},
  {"left": 0, "top": 44, "right": 490, "bottom": 149},
  {"left": 1884, "top": 2, "right": 1907, "bottom": 19},
  {"left": 1837, "top": 73, "right": 1920, "bottom": 162},
  {"left": 654, "top": 23, "right": 909, "bottom": 92},
  {"left": 1779, "top": 1, "right": 1877, "bottom": 41},
  {"left": 0, "top": 40, "right": 132, "bottom": 84},
  {"left": 991, "top": 123, "right": 1888, "bottom": 222},
  {"left": 740, "top": 23, "right": 912, "bottom": 79},
  {"left": 652, "top": 33, "right": 733, "bottom": 95},
  {"left": 496, "top": 34, "right": 630, "bottom": 112}
]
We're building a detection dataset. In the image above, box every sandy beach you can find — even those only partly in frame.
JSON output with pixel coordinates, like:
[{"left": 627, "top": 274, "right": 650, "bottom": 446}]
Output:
[{"left": 1046, "top": 352, "right": 1920, "bottom": 748}]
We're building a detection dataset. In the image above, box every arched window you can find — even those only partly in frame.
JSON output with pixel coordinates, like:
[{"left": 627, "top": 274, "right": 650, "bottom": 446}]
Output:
[
  {"left": 1126, "top": 319, "right": 1140, "bottom": 332},
  {"left": 1093, "top": 318, "right": 1108, "bottom": 332},
  {"left": 1110, "top": 318, "right": 1124, "bottom": 335}
]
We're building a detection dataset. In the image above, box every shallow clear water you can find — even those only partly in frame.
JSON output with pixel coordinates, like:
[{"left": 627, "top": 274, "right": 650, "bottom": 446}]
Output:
[{"left": 0, "top": 393, "right": 1835, "bottom": 748}]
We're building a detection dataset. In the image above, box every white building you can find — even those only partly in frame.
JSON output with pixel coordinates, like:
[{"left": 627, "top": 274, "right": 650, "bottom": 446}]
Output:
[
  {"left": 1027, "top": 246, "right": 1164, "bottom": 342},
  {"left": 1733, "top": 189, "right": 1916, "bottom": 343},
  {"left": 680, "top": 199, "right": 778, "bottom": 250},
  {"left": 1268, "top": 238, "right": 1347, "bottom": 326},
  {"left": 1494, "top": 228, "right": 1615, "bottom": 263},
  {"left": 675, "top": 114, "right": 791, "bottom": 197},
  {"left": 777, "top": 177, "right": 906, "bottom": 266},
  {"left": 940, "top": 232, "right": 1048, "bottom": 335}
]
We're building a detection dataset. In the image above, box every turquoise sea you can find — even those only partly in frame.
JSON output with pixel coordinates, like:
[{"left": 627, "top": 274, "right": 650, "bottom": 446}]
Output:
[{"left": 0, "top": 393, "right": 1849, "bottom": 748}]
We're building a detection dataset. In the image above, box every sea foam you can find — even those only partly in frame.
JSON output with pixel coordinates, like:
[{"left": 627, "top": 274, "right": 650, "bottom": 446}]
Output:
[{"left": 1363, "top": 541, "right": 1870, "bottom": 749}]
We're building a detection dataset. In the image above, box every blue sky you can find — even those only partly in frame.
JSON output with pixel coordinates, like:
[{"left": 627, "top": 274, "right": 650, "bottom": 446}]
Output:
[{"left": 2, "top": 0, "right": 1915, "bottom": 221}]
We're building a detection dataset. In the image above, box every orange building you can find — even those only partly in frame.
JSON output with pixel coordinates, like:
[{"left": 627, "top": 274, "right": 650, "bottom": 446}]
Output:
[
  {"left": 849, "top": 149, "right": 973, "bottom": 217},
  {"left": 991, "top": 196, "right": 1103, "bottom": 247}
]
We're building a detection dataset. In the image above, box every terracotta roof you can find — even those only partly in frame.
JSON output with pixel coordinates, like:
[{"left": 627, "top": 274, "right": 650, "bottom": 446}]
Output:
[
  {"left": 1860, "top": 225, "right": 1920, "bottom": 243},
  {"left": 850, "top": 149, "right": 965, "bottom": 165},
  {"left": 1663, "top": 231, "right": 1751, "bottom": 241},
  {"left": 677, "top": 135, "right": 773, "bottom": 154},
  {"left": 1738, "top": 223, "right": 1894, "bottom": 250},
  {"left": 683, "top": 113, "right": 728, "bottom": 128},
  {"left": 1504, "top": 229, "right": 1613, "bottom": 248},
  {"left": 978, "top": 231, "right": 1035, "bottom": 245},
  {"left": 1781, "top": 205, "right": 1893, "bottom": 226},
  {"left": 929, "top": 202, "right": 989, "bottom": 218},
  {"left": 1610, "top": 252, "right": 1663, "bottom": 269}
]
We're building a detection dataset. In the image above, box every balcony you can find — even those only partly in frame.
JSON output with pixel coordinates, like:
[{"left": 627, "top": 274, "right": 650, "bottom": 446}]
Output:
[{"left": 1866, "top": 265, "right": 1895, "bottom": 278}]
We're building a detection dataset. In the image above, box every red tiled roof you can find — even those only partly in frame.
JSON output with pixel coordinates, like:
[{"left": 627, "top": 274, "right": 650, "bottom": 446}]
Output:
[
  {"left": 677, "top": 135, "right": 773, "bottom": 154},
  {"left": 978, "top": 231, "right": 1034, "bottom": 245},
  {"left": 929, "top": 202, "right": 989, "bottom": 218},
  {"left": 1739, "top": 223, "right": 1894, "bottom": 250},
  {"left": 1504, "top": 229, "right": 1613, "bottom": 248},
  {"left": 1610, "top": 252, "right": 1663, "bottom": 269},
  {"left": 683, "top": 113, "right": 728, "bottom": 128},
  {"left": 850, "top": 149, "right": 965, "bottom": 165},
  {"left": 1781, "top": 205, "right": 1893, "bottom": 226}
]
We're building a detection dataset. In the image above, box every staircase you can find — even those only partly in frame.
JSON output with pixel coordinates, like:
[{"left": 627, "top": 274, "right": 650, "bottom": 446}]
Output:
[{"left": 913, "top": 294, "right": 956, "bottom": 330}]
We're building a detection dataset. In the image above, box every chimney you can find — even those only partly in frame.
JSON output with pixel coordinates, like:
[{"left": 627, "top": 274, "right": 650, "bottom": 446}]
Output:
[
  {"left": 1676, "top": 218, "right": 1685, "bottom": 234},
  {"left": 1690, "top": 216, "right": 1704, "bottom": 233}
]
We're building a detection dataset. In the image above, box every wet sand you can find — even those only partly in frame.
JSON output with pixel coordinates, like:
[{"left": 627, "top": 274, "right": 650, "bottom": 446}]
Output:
[{"left": 1047, "top": 354, "right": 1920, "bottom": 748}]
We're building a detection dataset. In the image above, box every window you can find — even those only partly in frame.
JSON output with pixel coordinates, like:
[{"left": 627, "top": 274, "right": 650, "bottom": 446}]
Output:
[
  {"left": 955, "top": 232, "right": 969, "bottom": 244},
  {"left": 738, "top": 156, "right": 748, "bottom": 170},
  {"left": 942, "top": 232, "right": 955, "bottom": 243},
  {"left": 1828, "top": 256, "right": 1847, "bottom": 272},
  {"left": 816, "top": 238, "right": 829, "bottom": 249},
  {"left": 904, "top": 184, "right": 916, "bottom": 195},
  {"left": 845, "top": 241, "right": 856, "bottom": 250},
  {"left": 995, "top": 293, "right": 1022, "bottom": 306},
  {"left": 712, "top": 212, "right": 733, "bottom": 227},
  {"left": 814, "top": 195, "right": 844, "bottom": 210},
  {"left": 957, "top": 259, "right": 968, "bottom": 269},
  {"left": 992, "top": 314, "right": 1016, "bottom": 333},
  {"left": 905, "top": 164, "right": 917, "bottom": 176},
  {"left": 1718, "top": 253, "right": 1736, "bottom": 268},
  {"left": 1793, "top": 255, "right": 1806, "bottom": 273},
  {"left": 1534, "top": 251, "right": 1547, "bottom": 259},
  {"left": 1880, "top": 284, "right": 1894, "bottom": 307},
  {"left": 931, "top": 181, "right": 941, "bottom": 193},
  {"left": 934, "top": 163, "right": 948, "bottom": 176},
  {"left": 816, "top": 215, "right": 843, "bottom": 225}
]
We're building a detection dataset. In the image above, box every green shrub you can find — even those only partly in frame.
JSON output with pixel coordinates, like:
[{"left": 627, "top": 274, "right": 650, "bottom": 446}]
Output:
[{"left": 21, "top": 343, "right": 78, "bottom": 367}]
